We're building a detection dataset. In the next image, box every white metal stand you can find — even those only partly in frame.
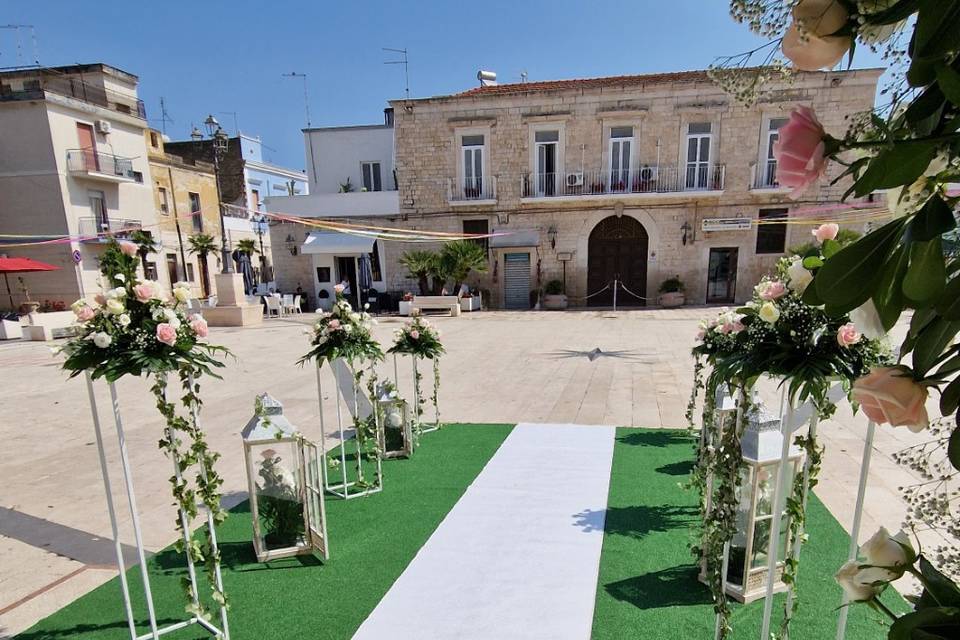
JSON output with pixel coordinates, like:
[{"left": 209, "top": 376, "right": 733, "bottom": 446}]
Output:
[
  {"left": 316, "top": 359, "right": 383, "bottom": 499},
  {"left": 835, "top": 420, "right": 876, "bottom": 640},
  {"left": 713, "top": 388, "right": 746, "bottom": 640},
  {"left": 85, "top": 373, "right": 228, "bottom": 640}
]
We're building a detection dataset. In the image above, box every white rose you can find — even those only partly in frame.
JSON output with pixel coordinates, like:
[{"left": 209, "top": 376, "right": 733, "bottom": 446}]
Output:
[
  {"left": 786, "top": 259, "right": 813, "bottom": 293},
  {"left": 105, "top": 299, "right": 125, "bottom": 315},
  {"left": 387, "top": 410, "right": 403, "bottom": 428},
  {"left": 92, "top": 331, "right": 112, "bottom": 348},
  {"left": 114, "top": 273, "right": 125, "bottom": 283},
  {"left": 849, "top": 300, "right": 886, "bottom": 340},
  {"left": 70, "top": 298, "right": 87, "bottom": 312},
  {"left": 861, "top": 527, "right": 913, "bottom": 577},
  {"left": 759, "top": 302, "right": 781, "bottom": 324},
  {"left": 343, "top": 324, "right": 353, "bottom": 333},
  {"left": 117, "top": 314, "right": 131, "bottom": 328},
  {"left": 173, "top": 286, "right": 191, "bottom": 303},
  {"left": 107, "top": 286, "right": 126, "bottom": 300},
  {"left": 163, "top": 308, "right": 181, "bottom": 329},
  {"left": 835, "top": 560, "right": 884, "bottom": 602}
]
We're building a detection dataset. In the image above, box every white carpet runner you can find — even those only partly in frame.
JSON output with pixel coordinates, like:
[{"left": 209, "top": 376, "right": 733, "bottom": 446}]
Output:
[{"left": 352, "top": 423, "right": 616, "bottom": 640}]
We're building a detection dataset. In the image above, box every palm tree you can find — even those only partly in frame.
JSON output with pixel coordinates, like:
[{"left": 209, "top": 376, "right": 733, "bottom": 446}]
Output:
[
  {"left": 440, "top": 241, "right": 489, "bottom": 293},
  {"left": 236, "top": 238, "right": 259, "bottom": 257},
  {"left": 399, "top": 249, "right": 437, "bottom": 295},
  {"left": 129, "top": 230, "right": 159, "bottom": 278},
  {"left": 188, "top": 233, "right": 217, "bottom": 298}
]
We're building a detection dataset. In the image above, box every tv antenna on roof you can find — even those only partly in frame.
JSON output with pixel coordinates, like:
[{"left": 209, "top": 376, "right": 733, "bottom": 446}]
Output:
[
  {"left": 0, "top": 24, "right": 39, "bottom": 67},
  {"left": 281, "top": 72, "right": 312, "bottom": 128},
  {"left": 219, "top": 111, "right": 240, "bottom": 135},
  {"left": 383, "top": 47, "right": 410, "bottom": 100},
  {"left": 520, "top": 70, "right": 528, "bottom": 83},
  {"left": 156, "top": 97, "right": 174, "bottom": 135}
]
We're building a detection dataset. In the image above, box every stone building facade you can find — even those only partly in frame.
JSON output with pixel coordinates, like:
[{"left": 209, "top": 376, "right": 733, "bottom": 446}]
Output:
[{"left": 385, "top": 68, "right": 882, "bottom": 308}]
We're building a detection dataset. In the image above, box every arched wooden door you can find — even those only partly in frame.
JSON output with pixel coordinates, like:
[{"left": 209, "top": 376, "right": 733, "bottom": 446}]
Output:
[{"left": 587, "top": 215, "right": 649, "bottom": 306}]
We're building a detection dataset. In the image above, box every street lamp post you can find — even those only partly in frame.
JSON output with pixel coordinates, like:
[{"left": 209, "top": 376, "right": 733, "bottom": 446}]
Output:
[
  {"left": 251, "top": 214, "right": 269, "bottom": 285},
  {"left": 204, "top": 114, "right": 233, "bottom": 274}
]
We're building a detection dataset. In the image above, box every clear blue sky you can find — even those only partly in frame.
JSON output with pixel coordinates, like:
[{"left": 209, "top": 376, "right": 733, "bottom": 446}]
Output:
[{"left": 3, "top": 0, "right": 885, "bottom": 170}]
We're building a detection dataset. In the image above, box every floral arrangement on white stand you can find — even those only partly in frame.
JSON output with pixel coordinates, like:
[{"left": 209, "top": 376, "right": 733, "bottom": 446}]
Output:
[
  {"left": 388, "top": 316, "right": 445, "bottom": 439},
  {"left": 712, "top": 1, "right": 960, "bottom": 637},
  {"left": 300, "top": 285, "right": 384, "bottom": 499},
  {"left": 61, "top": 240, "right": 230, "bottom": 640},
  {"left": 689, "top": 225, "right": 889, "bottom": 639}
]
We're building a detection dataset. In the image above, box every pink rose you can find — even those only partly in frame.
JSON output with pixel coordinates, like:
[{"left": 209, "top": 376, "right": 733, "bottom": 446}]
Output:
[
  {"left": 409, "top": 329, "right": 420, "bottom": 340},
  {"left": 75, "top": 305, "right": 95, "bottom": 322},
  {"left": 718, "top": 321, "right": 744, "bottom": 335},
  {"left": 328, "top": 319, "right": 341, "bottom": 330},
  {"left": 774, "top": 106, "right": 828, "bottom": 196},
  {"left": 118, "top": 241, "right": 138, "bottom": 257},
  {"left": 813, "top": 223, "right": 840, "bottom": 243},
  {"left": 94, "top": 293, "right": 107, "bottom": 306},
  {"left": 696, "top": 329, "right": 706, "bottom": 341},
  {"left": 852, "top": 367, "right": 929, "bottom": 432},
  {"left": 333, "top": 284, "right": 345, "bottom": 294},
  {"left": 189, "top": 314, "right": 208, "bottom": 338},
  {"left": 133, "top": 282, "right": 156, "bottom": 302},
  {"left": 781, "top": 0, "right": 851, "bottom": 71},
  {"left": 836, "top": 322, "right": 861, "bottom": 347},
  {"left": 156, "top": 322, "right": 177, "bottom": 346},
  {"left": 757, "top": 280, "right": 787, "bottom": 301}
]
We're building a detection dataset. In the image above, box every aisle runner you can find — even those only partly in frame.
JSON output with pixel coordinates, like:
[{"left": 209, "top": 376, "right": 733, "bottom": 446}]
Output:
[{"left": 352, "top": 423, "right": 615, "bottom": 640}]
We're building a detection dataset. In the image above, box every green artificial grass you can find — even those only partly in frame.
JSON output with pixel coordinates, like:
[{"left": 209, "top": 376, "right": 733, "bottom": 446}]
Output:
[
  {"left": 591, "top": 427, "right": 912, "bottom": 639},
  {"left": 16, "top": 423, "right": 514, "bottom": 640}
]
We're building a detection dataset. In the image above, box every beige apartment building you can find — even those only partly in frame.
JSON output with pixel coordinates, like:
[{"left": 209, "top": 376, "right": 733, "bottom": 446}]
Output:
[
  {"left": 0, "top": 64, "right": 168, "bottom": 309},
  {"left": 383, "top": 68, "right": 881, "bottom": 308}
]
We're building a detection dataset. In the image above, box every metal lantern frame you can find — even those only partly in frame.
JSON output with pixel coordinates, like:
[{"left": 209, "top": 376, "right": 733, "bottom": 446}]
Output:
[
  {"left": 392, "top": 353, "right": 441, "bottom": 438},
  {"left": 375, "top": 393, "right": 414, "bottom": 459},
  {"left": 241, "top": 393, "right": 329, "bottom": 563},
  {"left": 315, "top": 358, "right": 383, "bottom": 500},
  {"left": 84, "top": 372, "right": 229, "bottom": 640}
]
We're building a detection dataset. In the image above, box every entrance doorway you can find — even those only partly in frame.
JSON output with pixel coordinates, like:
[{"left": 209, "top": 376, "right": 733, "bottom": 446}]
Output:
[
  {"left": 503, "top": 252, "right": 531, "bottom": 309},
  {"left": 336, "top": 256, "right": 361, "bottom": 309},
  {"left": 707, "top": 248, "right": 738, "bottom": 303},
  {"left": 587, "top": 215, "right": 648, "bottom": 306}
]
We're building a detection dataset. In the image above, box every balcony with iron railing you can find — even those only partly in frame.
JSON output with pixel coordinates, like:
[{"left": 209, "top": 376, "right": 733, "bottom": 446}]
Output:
[
  {"left": 77, "top": 216, "right": 142, "bottom": 242},
  {"left": 66, "top": 149, "right": 140, "bottom": 183},
  {"left": 447, "top": 176, "right": 498, "bottom": 204},
  {"left": 520, "top": 165, "right": 725, "bottom": 200},
  {"left": 750, "top": 160, "right": 790, "bottom": 192},
  {"left": 0, "top": 74, "right": 146, "bottom": 119}
]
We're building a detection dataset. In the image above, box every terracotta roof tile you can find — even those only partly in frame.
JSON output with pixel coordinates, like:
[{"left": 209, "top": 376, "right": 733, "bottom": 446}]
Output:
[{"left": 454, "top": 70, "right": 712, "bottom": 97}]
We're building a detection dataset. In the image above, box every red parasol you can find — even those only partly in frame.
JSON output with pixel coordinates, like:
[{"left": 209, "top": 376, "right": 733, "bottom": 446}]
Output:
[{"left": 0, "top": 256, "right": 60, "bottom": 311}]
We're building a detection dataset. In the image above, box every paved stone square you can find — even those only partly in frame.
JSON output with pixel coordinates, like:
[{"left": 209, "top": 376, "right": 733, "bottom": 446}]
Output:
[{"left": 0, "top": 308, "right": 946, "bottom": 637}]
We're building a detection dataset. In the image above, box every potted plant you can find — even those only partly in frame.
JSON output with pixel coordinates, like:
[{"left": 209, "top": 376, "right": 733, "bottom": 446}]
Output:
[
  {"left": 542, "top": 279, "right": 568, "bottom": 310},
  {"left": 658, "top": 275, "right": 685, "bottom": 308}
]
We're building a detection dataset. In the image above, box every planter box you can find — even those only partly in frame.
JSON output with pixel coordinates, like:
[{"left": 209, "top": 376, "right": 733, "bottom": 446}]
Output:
[
  {"left": 460, "top": 296, "right": 481, "bottom": 312},
  {"left": 0, "top": 318, "right": 22, "bottom": 340},
  {"left": 659, "top": 292, "right": 685, "bottom": 308},
  {"left": 543, "top": 294, "right": 568, "bottom": 310},
  {"left": 398, "top": 300, "right": 412, "bottom": 316}
]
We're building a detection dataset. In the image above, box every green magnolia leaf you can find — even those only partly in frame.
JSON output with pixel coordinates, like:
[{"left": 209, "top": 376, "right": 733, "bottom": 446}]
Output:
[
  {"left": 907, "top": 195, "right": 958, "bottom": 243},
  {"left": 949, "top": 427, "right": 960, "bottom": 472},
  {"left": 822, "top": 239, "right": 841, "bottom": 258},
  {"left": 803, "top": 256, "right": 824, "bottom": 270},
  {"left": 869, "top": 0, "right": 920, "bottom": 25},
  {"left": 937, "top": 64, "right": 960, "bottom": 105},
  {"left": 815, "top": 218, "right": 906, "bottom": 312},
  {"left": 854, "top": 141, "right": 939, "bottom": 197},
  {"left": 873, "top": 245, "right": 910, "bottom": 331},
  {"left": 801, "top": 280, "right": 824, "bottom": 306},
  {"left": 903, "top": 237, "right": 947, "bottom": 307},
  {"left": 905, "top": 83, "right": 946, "bottom": 125},
  {"left": 912, "top": 316, "right": 960, "bottom": 377},
  {"left": 915, "top": 0, "right": 960, "bottom": 60},
  {"left": 918, "top": 556, "right": 960, "bottom": 608},
  {"left": 937, "top": 277, "right": 960, "bottom": 319},
  {"left": 908, "top": 55, "right": 938, "bottom": 88},
  {"left": 942, "top": 378, "right": 960, "bottom": 416},
  {"left": 889, "top": 606, "right": 960, "bottom": 640}
]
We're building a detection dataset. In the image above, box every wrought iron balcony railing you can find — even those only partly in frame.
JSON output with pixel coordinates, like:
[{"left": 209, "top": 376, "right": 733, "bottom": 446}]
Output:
[
  {"left": 520, "top": 165, "right": 725, "bottom": 198},
  {"left": 66, "top": 149, "right": 137, "bottom": 181},
  {"left": 448, "top": 176, "right": 498, "bottom": 203},
  {"left": 751, "top": 160, "right": 786, "bottom": 190},
  {"left": 77, "top": 216, "right": 142, "bottom": 241}
]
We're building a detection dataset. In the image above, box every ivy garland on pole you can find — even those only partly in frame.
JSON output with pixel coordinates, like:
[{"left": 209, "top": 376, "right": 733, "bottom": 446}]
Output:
[
  {"left": 62, "top": 240, "right": 230, "bottom": 616},
  {"left": 689, "top": 246, "right": 889, "bottom": 638},
  {"left": 714, "top": 1, "right": 960, "bottom": 635},
  {"left": 300, "top": 286, "right": 383, "bottom": 486},
  {"left": 389, "top": 316, "right": 445, "bottom": 435}
]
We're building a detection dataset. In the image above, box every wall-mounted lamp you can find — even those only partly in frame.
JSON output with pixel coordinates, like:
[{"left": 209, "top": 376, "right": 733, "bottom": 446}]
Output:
[
  {"left": 547, "top": 224, "right": 557, "bottom": 250},
  {"left": 285, "top": 234, "right": 298, "bottom": 256},
  {"left": 681, "top": 221, "right": 692, "bottom": 246}
]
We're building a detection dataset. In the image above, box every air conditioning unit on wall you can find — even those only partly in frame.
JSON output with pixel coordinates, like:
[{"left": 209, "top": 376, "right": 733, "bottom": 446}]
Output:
[
  {"left": 95, "top": 120, "right": 112, "bottom": 134},
  {"left": 639, "top": 165, "right": 658, "bottom": 181},
  {"left": 566, "top": 172, "right": 584, "bottom": 187}
]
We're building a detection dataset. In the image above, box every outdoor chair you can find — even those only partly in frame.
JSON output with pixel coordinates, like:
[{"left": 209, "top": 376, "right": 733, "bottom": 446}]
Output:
[
  {"left": 288, "top": 294, "right": 303, "bottom": 314},
  {"left": 264, "top": 295, "right": 283, "bottom": 318}
]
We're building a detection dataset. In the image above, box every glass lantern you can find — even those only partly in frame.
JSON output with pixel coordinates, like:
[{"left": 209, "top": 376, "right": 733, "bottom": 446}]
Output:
[
  {"left": 241, "top": 393, "right": 329, "bottom": 563},
  {"left": 724, "top": 405, "right": 803, "bottom": 603},
  {"left": 374, "top": 381, "right": 413, "bottom": 459}
]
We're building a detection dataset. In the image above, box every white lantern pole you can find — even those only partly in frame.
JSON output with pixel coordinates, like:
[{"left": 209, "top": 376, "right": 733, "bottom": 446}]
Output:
[
  {"left": 84, "top": 373, "right": 137, "bottom": 640},
  {"left": 316, "top": 365, "right": 328, "bottom": 489},
  {"left": 433, "top": 357, "right": 440, "bottom": 430},
  {"left": 412, "top": 356, "right": 420, "bottom": 434},
  {"left": 759, "top": 386, "right": 795, "bottom": 640},
  {"left": 713, "top": 387, "right": 746, "bottom": 640},
  {"left": 835, "top": 420, "right": 877, "bottom": 640},
  {"left": 108, "top": 381, "right": 160, "bottom": 640},
  {"left": 336, "top": 363, "right": 348, "bottom": 492},
  {"left": 782, "top": 411, "right": 820, "bottom": 632},
  {"left": 393, "top": 353, "right": 399, "bottom": 392},
  {"left": 186, "top": 374, "right": 231, "bottom": 639}
]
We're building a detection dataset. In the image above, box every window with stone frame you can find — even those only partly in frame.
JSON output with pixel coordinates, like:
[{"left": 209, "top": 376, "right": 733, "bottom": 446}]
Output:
[
  {"left": 463, "top": 219, "right": 489, "bottom": 253},
  {"left": 756, "top": 208, "right": 788, "bottom": 254}
]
